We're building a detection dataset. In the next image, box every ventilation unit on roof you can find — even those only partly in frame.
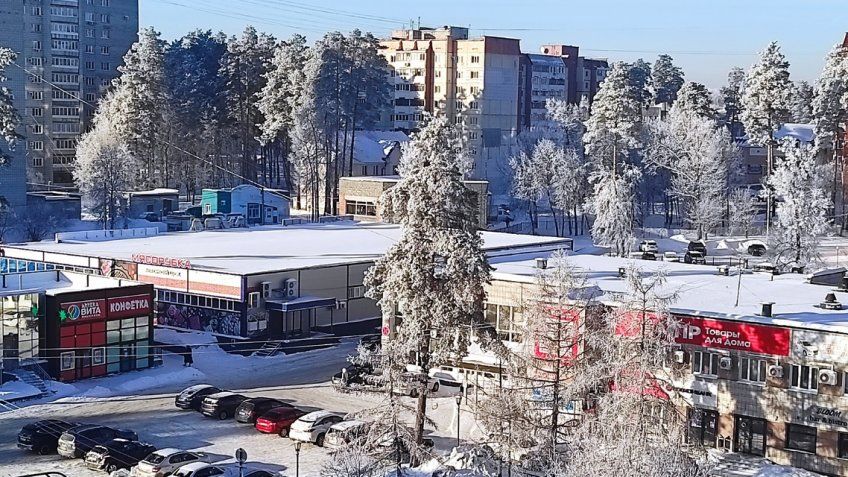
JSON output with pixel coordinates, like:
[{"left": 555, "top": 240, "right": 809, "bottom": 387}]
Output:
[
  {"left": 760, "top": 302, "right": 774, "bottom": 317},
  {"left": 617, "top": 267, "right": 626, "bottom": 279},
  {"left": 536, "top": 258, "right": 548, "bottom": 270},
  {"left": 819, "top": 369, "right": 838, "bottom": 386},
  {"left": 820, "top": 293, "right": 844, "bottom": 310}
]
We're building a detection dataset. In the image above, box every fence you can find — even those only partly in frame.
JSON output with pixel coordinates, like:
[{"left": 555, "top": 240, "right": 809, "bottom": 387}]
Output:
[{"left": 55, "top": 227, "right": 160, "bottom": 243}]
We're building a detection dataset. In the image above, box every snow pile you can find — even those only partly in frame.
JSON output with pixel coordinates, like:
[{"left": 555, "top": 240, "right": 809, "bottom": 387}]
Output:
[
  {"left": 116, "top": 366, "right": 205, "bottom": 393},
  {"left": 0, "top": 380, "right": 42, "bottom": 401},
  {"left": 753, "top": 463, "right": 822, "bottom": 477}
]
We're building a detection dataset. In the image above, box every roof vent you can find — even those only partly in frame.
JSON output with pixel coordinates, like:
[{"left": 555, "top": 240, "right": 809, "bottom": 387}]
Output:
[
  {"left": 820, "top": 293, "right": 844, "bottom": 310},
  {"left": 617, "top": 267, "right": 626, "bottom": 279},
  {"left": 760, "top": 302, "right": 774, "bottom": 318},
  {"left": 536, "top": 258, "right": 548, "bottom": 270}
]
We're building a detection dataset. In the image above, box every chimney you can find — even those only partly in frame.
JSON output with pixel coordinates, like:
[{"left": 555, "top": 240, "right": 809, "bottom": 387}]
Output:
[{"left": 760, "top": 302, "right": 774, "bottom": 318}]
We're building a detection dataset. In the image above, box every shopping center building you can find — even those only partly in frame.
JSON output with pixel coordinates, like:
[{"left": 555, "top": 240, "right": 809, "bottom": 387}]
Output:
[{"left": 478, "top": 253, "right": 848, "bottom": 476}]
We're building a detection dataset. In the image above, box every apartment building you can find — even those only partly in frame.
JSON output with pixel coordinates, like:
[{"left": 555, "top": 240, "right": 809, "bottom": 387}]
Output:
[
  {"left": 0, "top": 0, "right": 138, "bottom": 198},
  {"left": 518, "top": 44, "right": 608, "bottom": 130},
  {"left": 378, "top": 26, "right": 521, "bottom": 192}
]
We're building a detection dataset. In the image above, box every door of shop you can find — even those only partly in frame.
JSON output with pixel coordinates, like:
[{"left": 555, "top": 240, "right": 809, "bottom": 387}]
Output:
[
  {"left": 688, "top": 408, "right": 718, "bottom": 447},
  {"left": 734, "top": 415, "right": 767, "bottom": 456},
  {"left": 76, "top": 349, "right": 92, "bottom": 380},
  {"left": 119, "top": 343, "right": 136, "bottom": 373}
]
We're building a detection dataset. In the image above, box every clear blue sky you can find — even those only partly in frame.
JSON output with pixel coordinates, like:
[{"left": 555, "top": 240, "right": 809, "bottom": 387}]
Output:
[{"left": 141, "top": 0, "right": 848, "bottom": 88}]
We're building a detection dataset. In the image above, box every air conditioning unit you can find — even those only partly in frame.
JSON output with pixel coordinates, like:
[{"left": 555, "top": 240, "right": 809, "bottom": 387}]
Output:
[
  {"left": 719, "top": 356, "right": 732, "bottom": 370},
  {"left": 819, "top": 369, "right": 838, "bottom": 386},
  {"left": 768, "top": 365, "right": 783, "bottom": 378},
  {"left": 248, "top": 291, "right": 261, "bottom": 309},
  {"left": 261, "top": 282, "right": 271, "bottom": 299},
  {"left": 336, "top": 300, "right": 347, "bottom": 310},
  {"left": 285, "top": 279, "right": 298, "bottom": 298},
  {"left": 674, "top": 350, "right": 685, "bottom": 364}
]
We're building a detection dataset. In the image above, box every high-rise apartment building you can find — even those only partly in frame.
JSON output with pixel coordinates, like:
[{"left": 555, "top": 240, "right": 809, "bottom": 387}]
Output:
[
  {"left": 379, "top": 26, "right": 521, "bottom": 192},
  {"left": 0, "top": 0, "right": 138, "bottom": 207}
]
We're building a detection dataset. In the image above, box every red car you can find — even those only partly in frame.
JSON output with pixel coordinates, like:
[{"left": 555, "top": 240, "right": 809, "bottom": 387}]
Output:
[{"left": 255, "top": 407, "right": 307, "bottom": 437}]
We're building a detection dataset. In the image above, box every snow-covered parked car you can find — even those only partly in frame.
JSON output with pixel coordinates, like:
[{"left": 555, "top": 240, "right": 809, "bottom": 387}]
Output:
[
  {"left": 172, "top": 462, "right": 226, "bottom": 477},
  {"left": 394, "top": 371, "right": 440, "bottom": 397},
  {"left": 663, "top": 251, "right": 680, "bottom": 262},
  {"left": 742, "top": 240, "right": 767, "bottom": 257},
  {"left": 639, "top": 240, "right": 658, "bottom": 253},
  {"left": 132, "top": 448, "right": 205, "bottom": 477},
  {"left": 288, "top": 411, "right": 344, "bottom": 446},
  {"left": 323, "top": 420, "right": 370, "bottom": 450}
]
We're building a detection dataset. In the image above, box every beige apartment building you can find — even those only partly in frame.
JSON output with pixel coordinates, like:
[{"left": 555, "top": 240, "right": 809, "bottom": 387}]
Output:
[{"left": 378, "top": 26, "right": 521, "bottom": 193}]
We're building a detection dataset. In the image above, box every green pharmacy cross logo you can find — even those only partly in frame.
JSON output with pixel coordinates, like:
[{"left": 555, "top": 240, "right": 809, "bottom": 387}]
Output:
[{"left": 59, "top": 309, "right": 68, "bottom": 322}]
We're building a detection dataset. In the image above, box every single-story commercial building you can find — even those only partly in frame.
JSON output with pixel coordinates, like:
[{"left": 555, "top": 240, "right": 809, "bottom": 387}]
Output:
[
  {"left": 0, "top": 222, "right": 570, "bottom": 341},
  {"left": 200, "top": 184, "right": 290, "bottom": 225},
  {"left": 126, "top": 188, "right": 180, "bottom": 221},
  {"left": 0, "top": 270, "right": 154, "bottom": 383}
]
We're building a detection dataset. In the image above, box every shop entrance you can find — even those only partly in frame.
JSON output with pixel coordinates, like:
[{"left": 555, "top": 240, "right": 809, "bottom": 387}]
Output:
[
  {"left": 688, "top": 408, "right": 718, "bottom": 447},
  {"left": 76, "top": 349, "right": 92, "bottom": 380},
  {"left": 119, "top": 344, "right": 136, "bottom": 373},
  {"left": 734, "top": 415, "right": 767, "bottom": 456}
]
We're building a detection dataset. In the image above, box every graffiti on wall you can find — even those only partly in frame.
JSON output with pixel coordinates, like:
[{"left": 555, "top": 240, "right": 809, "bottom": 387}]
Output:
[
  {"left": 155, "top": 302, "right": 242, "bottom": 337},
  {"left": 99, "top": 259, "right": 138, "bottom": 280}
]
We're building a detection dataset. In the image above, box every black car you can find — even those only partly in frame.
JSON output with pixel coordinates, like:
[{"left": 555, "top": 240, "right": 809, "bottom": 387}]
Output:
[
  {"left": 57, "top": 424, "right": 138, "bottom": 459},
  {"left": 687, "top": 241, "right": 708, "bottom": 256},
  {"left": 684, "top": 251, "right": 706, "bottom": 265},
  {"left": 235, "top": 397, "right": 289, "bottom": 423},
  {"left": 17, "top": 419, "right": 77, "bottom": 455},
  {"left": 84, "top": 439, "right": 157, "bottom": 472},
  {"left": 175, "top": 384, "right": 222, "bottom": 411},
  {"left": 200, "top": 392, "right": 248, "bottom": 420},
  {"left": 331, "top": 364, "right": 373, "bottom": 386}
]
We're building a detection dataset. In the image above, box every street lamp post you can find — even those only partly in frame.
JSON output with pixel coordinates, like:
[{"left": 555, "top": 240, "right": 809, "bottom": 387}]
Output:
[
  {"left": 295, "top": 441, "right": 302, "bottom": 477},
  {"left": 235, "top": 447, "right": 247, "bottom": 477},
  {"left": 455, "top": 394, "right": 463, "bottom": 448}
]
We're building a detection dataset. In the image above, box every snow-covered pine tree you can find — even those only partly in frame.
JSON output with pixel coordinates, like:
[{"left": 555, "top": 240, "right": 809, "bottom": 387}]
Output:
[
  {"left": 0, "top": 47, "right": 18, "bottom": 167},
  {"left": 674, "top": 82, "right": 717, "bottom": 119},
  {"left": 589, "top": 169, "right": 636, "bottom": 257},
  {"left": 790, "top": 80, "right": 814, "bottom": 123},
  {"left": 720, "top": 67, "right": 746, "bottom": 134},
  {"left": 364, "top": 115, "right": 490, "bottom": 448},
  {"left": 813, "top": 43, "right": 848, "bottom": 153},
  {"left": 767, "top": 139, "right": 830, "bottom": 269},
  {"left": 74, "top": 118, "right": 140, "bottom": 230},
  {"left": 584, "top": 62, "right": 642, "bottom": 176},
  {"left": 728, "top": 188, "right": 758, "bottom": 238},
  {"left": 627, "top": 59, "right": 653, "bottom": 110},
  {"left": 651, "top": 54, "right": 685, "bottom": 105},
  {"left": 741, "top": 42, "right": 792, "bottom": 146},
  {"left": 290, "top": 97, "right": 325, "bottom": 220}
]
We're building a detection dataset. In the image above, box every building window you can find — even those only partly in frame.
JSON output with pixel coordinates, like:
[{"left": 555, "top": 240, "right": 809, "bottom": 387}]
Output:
[
  {"left": 738, "top": 357, "right": 767, "bottom": 383},
  {"left": 100, "top": 46, "right": 110, "bottom": 55},
  {"left": 839, "top": 433, "right": 848, "bottom": 459},
  {"left": 470, "top": 71, "right": 479, "bottom": 79},
  {"left": 347, "top": 285, "right": 365, "bottom": 300},
  {"left": 60, "top": 352, "right": 75, "bottom": 371},
  {"left": 28, "top": 141, "right": 43, "bottom": 151},
  {"left": 470, "top": 55, "right": 480, "bottom": 64},
  {"left": 692, "top": 351, "right": 719, "bottom": 376},
  {"left": 85, "top": 45, "right": 95, "bottom": 54},
  {"left": 32, "top": 157, "right": 44, "bottom": 167},
  {"left": 26, "top": 88, "right": 43, "bottom": 99},
  {"left": 785, "top": 424, "right": 816, "bottom": 454},
  {"left": 345, "top": 200, "right": 377, "bottom": 217},
  {"left": 32, "top": 41, "right": 42, "bottom": 52},
  {"left": 790, "top": 364, "right": 819, "bottom": 392},
  {"left": 32, "top": 6, "right": 43, "bottom": 15},
  {"left": 86, "top": 61, "right": 95, "bottom": 70}
]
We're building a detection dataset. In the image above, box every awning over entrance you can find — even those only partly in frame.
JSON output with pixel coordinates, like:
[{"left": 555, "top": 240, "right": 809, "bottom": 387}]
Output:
[{"left": 265, "top": 296, "right": 337, "bottom": 312}]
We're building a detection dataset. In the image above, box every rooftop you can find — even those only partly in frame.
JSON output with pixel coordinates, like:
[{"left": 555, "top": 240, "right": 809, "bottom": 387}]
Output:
[
  {"left": 3, "top": 222, "right": 569, "bottom": 276},
  {"left": 490, "top": 252, "right": 848, "bottom": 335},
  {"left": 0, "top": 270, "right": 143, "bottom": 297}
]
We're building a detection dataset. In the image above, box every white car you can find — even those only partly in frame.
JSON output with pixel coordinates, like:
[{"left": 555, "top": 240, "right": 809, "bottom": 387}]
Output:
[
  {"left": 323, "top": 420, "right": 370, "bottom": 450},
  {"left": 132, "top": 448, "right": 205, "bottom": 477},
  {"left": 639, "top": 240, "right": 658, "bottom": 253},
  {"left": 394, "top": 372, "right": 440, "bottom": 397},
  {"left": 288, "top": 411, "right": 344, "bottom": 446},
  {"left": 172, "top": 463, "right": 226, "bottom": 477}
]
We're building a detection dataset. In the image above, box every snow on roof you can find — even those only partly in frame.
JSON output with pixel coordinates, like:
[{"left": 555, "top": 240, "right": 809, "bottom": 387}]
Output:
[
  {"left": 490, "top": 253, "right": 848, "bottom": 335},
  {"left": 0, "top": 271, "right": 143, "bottom": 297},
  {"left": 330, "top": 420, "right": 366, "bottom": 431},
  {"left": 299, "top": 410, "right": 339, "bottom": 421},
  {"left": 526, "top": 54, "right": 566, "bottom": 66},
  {"left": 774, "top": 123, "right": 815, "bottom": 143},
  {"left": 351, "top": 131, "right": 409, "bottom": 165},
  {"left": 128, "top": 188, "right": 180, "bottom": 197},
  {"left": 5, "top": 222, "right": 568, "bottom": 276}
]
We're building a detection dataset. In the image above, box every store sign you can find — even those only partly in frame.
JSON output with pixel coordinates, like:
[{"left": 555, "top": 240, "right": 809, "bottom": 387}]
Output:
[
  {"left": 803, "top": 405, "right": 848, "bottom": 429},
  {"left": 668, "top": 376, "right": 718, "bottom": 409},
  {"left": 675, "top": 316, "right": 790, "bottom": 356},
  {"left": 107, "top": 294, "right": 152, "bottom": 319},
  {"left": 132, "top": 253, "right": 192, "bottom": 269},
  {"left": 59, "top": 299, "right": 106, "bottom": 323}
]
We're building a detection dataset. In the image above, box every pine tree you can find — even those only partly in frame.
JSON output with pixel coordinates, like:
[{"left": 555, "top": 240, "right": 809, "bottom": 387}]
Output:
[
  {"left": 627, "top": 59, "right": 653, "bottom": 110},
  {"left": 728, "top": 188, "right": 758, "bottom": 238},
  {"left": 0, "top": 47, "right": 18, "bottom": 167},
  {"left": 674, "top": 82, "right": 716, "bottom": 119},
  {"left": 589, "top": 170, "right": 636, "bottom": 257},
  {"left": 813, "top": 43, "right": 848, "bottom": 153},
  {"left": 720, "top": 67, "right": 746, "bottom": 135},
  {"left": 767, "top": 140, "right": 830, "bottom": 269},
  {"left": 790, "top": 80, "right": 814, "bottom": 123},
  {"left": 364, "top": 116, "right": 490, "bottom": 449},
  {"left": 652, "top": 54, "right": 685, "bottom": 105},
  {"left": 584, "top": 62, "right": 642, "bottom": 176},
  {"left": 740, "top": 41, "right": 792, "bottom": 146}
]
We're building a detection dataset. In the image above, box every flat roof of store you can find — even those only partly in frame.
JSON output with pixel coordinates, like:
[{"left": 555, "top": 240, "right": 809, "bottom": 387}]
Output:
[
  {"left": 0, "top": 270, "right": 144, "bottom": 297},
  {"left": 490, "top": 252, "right": 848, "bottom": 335},
  {"left": 3, "top": 222, "right": 570, "bottom": 276}
]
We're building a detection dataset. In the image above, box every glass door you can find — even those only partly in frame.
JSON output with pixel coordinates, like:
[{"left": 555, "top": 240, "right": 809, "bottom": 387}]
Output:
[
  {"left": 688, "top": 408, "right": 718, "bottom": 447},
  {"left": 734, "top": 415, "right": 766, "bottom": 456}
]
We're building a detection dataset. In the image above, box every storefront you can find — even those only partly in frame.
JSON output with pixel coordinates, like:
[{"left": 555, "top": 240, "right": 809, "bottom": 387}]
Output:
[{"left": 44, "top": 284, "right": 154, "bottom": 382}]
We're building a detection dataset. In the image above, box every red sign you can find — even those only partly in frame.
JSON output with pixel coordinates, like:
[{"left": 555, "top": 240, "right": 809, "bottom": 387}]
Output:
[
  {"left": 675, "top": 316, "right": 790, "bottom": 356},
  {"left": 60, "top": 299, "right": 107, "bottom": 324},
  {"left": 107, "top": 294, "right": 152, "bottom": 319},
  {"left": 132, "top": 253, "right": 192, "bottom": 269}
]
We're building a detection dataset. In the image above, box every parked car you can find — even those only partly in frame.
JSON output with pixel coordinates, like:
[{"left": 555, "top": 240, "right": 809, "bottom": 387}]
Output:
[
  {"left": 58, "top": 424, "right": 138, "bottom": 459},
  {"left": 331, "top": 364, "right": 372, "bottom": 386},
  {"left": 289, "top": 411, "right": 344, "bottom": 446},
  {"left": 394, "top": 372, "right": 440, "bottom": 397},
  {"left": 17, "top": 419, "right": 78, "bottom": 455},
  {"left": 200, "top": 392, "right": 248, "bottom": 420},
  {"left": 639, "top": 240, "right": 658, "bottom": 253},
  {"left": 172, "top": 462, "right": 226, "bottom": 477},
  {"left": 235, "top": 397, "right": 288, "bottom": 424},
  {"left": 255, "top": 407, "right": 307, "bottom": 437},
  {"left": 663, "top": 251, "right": 680, "bottom": 262},
  {"left": 133, "top": 448, "right": 205, "bottom": 477},
  {"left": 84, "top": 439, "right": 156, "bottom": 472},
  {"left": 684, "top": 251, "right": 706, "bottom": 265},
  {"left": 175, "top": 384, "right": 222, "bottom": 411},
  {"left": 640, "top": 251, "right": 657, "bottom": 261},
  {"left": 324, "top": 420, "right": 370, "bottom": 450},
  {"left": 744, "top": 240, "right": 767, "bottom": 257},
  {"left": 687, "top": 241, "right": 708, "bottom": 256}
]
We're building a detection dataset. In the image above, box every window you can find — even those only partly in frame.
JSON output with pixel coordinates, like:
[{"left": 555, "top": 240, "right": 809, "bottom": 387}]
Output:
[
  {"left": 347, "top": 285, "right": 365, "bottom": 300},
  {"left": 55, "top": 138, "right": 77, "bottom": 149},
  {"left": 28, "top": 141, "right": 43, "bottom": 151},
  {"left": 345, "top": 200, "right": 377, "bottom": 217},
  {"left": 85, "top": 27, "right": 95, "bottom": 38},
  {"left": 738, "top": 357, "right": 767, "bottom": 383},
  {"left": 101, "top": 62, "right": 110, "bottom": 71},
  {"left": 92, "top": 347, "right": 105, "bottom": 365},
  {"left": 86, "top": 61, "right": 95, "bottom": 70},
  {"left": 470, "top": 55, "right": 480, "bottom": 63},
  {"left": 60, "top": 352, "right": 75, "bottom": 370},
  {"left": 85, "top": 45, "right": 95, "bottom": 54},
  {"left": 51, "top": 39, "right": 79, "bottom": 51},
  {"left": 101, "top": 28, "right": 111, "bottom": 39},
  {"left": 30, "top": 124, "right": 43, "bottom": 134},
  {"left": 786, "top": 424, "right": 816, "bottom": 454},
  {"left": 30, "top": 107, "right": 43, "bottom": 117},
  {"left": 32, "top": 6, "right": 43, "bottom": 15},
  {"left": 31, "top": 23, "right": 42, "bottom": 32},
  {"left": 839, "top": 433, "right": 848, "bottom": 459},
  {"left": 27, "top": 57, "right": 43, "bottom": 67},
  {"left": 100, "top": 13, "right": 111, "bottom": 23},
  {"left": 100, "top": 46, "right": 110, "bottom": 55},
  {"left": 32, "top": 40, "right": 42, "bottom": 52},
  {"left": 470, "top": 71, "right": 479, "bottom": 79},
  {"left": 692, "top": 351, "right": 719, "bottom": 376},
  {"left": 50, "top": 6, "right": 78, "bottom": 17},
  {"left": 52, "top": 57, "right": 79, "bottom": 68},
  {"left": 32, "top": 157, "right": 44, "bottom": 167},
  {"left": 790, "top": 364, "right": 819, "bottom": 392},
  {"left": 27, "top": 90, "right": 42, "bottom": 100},
  {"left": 84, "top": 77, "right": 95, "bottom": 86},
  {"left": 52, "top": 106, "right": 80, "bottom": 116}
]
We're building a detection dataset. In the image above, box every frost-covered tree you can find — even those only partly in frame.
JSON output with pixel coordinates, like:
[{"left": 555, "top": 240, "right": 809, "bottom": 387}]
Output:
[
  {"left": 728, "top": 188, "right": 758, "bottom": 238},
  {"left": 589, "top": 170, "right": 636, "bottom": 256},
  {"left": 651, "top": 54, "right": 685, "bottom": 105},
  {"left": 364, "top": 116, "right": 490, "bottom": 448},
  {"left": 0, "top": 47, "right": 19, "bottom": 167},
  {"left": 74, "top": 120, "right": 140, "bottom": 230},
  {"left": 290, "top": 98, "right": 325, "bottom": 219},
  {"left": 812, "top": 44, "right": 848, "bottom": 155},
  {"left": 627, "top": 59, "right": 653, "bottom": 110},
  {"left": 645, "top": 106, "right": 735, "bottom": 238},
  {"left": 674, "top": 82, "right": 716, "bottom": 119},
  {"left": 790, "top": 80, "right": 814, "bottom": 123},
  {"left": 720, "top": 67, "right": 746, "bottom": 134},
  {"left": 741, "top": 42, "right": 792, "bottom": 146},
  {"left": 584, "top": 62, "right": 642, "bottom": 176},
  {"left": 767, "top": 140, "right": 830, "bottom": 269}
]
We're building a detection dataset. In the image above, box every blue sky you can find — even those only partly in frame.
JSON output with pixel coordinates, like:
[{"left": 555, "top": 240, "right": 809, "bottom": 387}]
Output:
[{"left": 141, "top": 0, "right": 848, "bottom": 88}]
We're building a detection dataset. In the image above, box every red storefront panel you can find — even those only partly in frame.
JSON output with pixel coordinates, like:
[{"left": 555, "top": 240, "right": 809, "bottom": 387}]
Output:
[
  {"left": 59, "top": 299, "right": 107, "bottom": 324},
  {"left": 675, "top": 316, "right": 790, "bottom": 356},
  {"left": 107, "top": 295, "right": 152, "bottom": 319}
]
